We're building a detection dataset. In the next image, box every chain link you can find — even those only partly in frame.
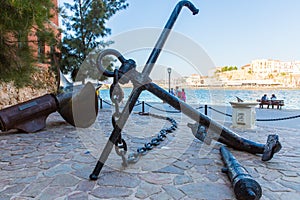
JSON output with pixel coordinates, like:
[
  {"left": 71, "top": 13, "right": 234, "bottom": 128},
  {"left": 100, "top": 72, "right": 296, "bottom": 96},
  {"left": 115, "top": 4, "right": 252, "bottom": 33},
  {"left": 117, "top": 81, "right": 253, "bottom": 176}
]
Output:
[
  {"left": 126, "top": 113, "right": 178, "bottom": 164},
  {"left": 109, "top": 69, "right": 178, "bottom": 166},
  {"left": 110, "top": 69, "right": 127, "bottom": 166}
]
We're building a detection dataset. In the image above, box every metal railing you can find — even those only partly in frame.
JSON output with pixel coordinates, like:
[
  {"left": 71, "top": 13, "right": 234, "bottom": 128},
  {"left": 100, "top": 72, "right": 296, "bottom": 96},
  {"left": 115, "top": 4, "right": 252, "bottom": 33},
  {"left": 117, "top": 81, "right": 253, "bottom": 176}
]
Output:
[{"left": 98, "top": 98, "right": 300, "bottom": 122}]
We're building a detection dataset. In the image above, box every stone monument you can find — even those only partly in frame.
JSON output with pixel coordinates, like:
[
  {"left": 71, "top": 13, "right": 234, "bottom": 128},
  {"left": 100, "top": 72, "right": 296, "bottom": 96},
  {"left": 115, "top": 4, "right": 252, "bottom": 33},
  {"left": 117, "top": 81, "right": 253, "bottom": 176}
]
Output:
[{"left": 229, "top": 101, "right": 259, "bottom": 129}]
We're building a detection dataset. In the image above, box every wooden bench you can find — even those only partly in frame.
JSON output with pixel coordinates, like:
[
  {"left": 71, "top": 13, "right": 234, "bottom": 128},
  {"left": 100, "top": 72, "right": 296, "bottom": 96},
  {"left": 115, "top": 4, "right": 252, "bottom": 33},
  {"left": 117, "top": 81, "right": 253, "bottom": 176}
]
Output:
[{"left": 256, "top": 99, "right": 284, "bottom": 109}]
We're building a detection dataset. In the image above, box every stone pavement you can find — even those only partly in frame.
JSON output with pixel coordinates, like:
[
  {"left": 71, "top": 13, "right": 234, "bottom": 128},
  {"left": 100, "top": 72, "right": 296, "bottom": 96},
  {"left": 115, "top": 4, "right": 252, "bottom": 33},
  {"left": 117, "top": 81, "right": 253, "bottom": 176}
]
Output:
[{"left": 0, "top": 106, "right": 299, "bottom": 200}]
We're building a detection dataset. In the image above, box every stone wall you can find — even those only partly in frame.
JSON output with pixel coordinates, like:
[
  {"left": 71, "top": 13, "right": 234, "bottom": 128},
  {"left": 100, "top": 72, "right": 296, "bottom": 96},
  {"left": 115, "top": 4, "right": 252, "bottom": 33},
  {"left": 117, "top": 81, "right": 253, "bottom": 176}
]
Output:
[{"left": 0, "top": 68, "right": 56, "bottom": 109}]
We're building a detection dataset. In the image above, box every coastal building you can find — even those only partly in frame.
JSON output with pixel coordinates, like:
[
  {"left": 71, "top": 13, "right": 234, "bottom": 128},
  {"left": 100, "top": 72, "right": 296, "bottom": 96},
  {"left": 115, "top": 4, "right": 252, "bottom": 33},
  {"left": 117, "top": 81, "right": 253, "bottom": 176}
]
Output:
[
  {"left": 250, "top": 59, "right": 300, "bottom": 80},
  {"left": 186, "top": 58, "right": 300, "bottom": 88},
  {"left": 185, "top": 74, "right": 206, "bottom": 87}
]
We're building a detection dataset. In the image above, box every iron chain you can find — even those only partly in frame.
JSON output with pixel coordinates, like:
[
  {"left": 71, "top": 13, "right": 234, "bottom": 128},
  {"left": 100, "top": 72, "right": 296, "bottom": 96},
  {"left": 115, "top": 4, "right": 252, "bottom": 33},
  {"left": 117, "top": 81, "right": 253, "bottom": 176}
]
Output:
[
  {"left": 126, "top": 112, "right": 178, "bottom": 164},
  {"left": 110, "top": 69, "right": 127, "bottom": 166}
]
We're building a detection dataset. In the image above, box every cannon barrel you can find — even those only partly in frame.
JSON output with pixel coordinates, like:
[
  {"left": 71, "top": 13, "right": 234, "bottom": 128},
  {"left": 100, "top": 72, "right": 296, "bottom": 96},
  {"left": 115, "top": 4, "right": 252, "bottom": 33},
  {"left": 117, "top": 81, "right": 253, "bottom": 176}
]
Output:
[
  {"left": 0, "top": 94, "right": 58, "bottom": 132},
  {"left": 220, "top": 146, "right": 262, "bottom": 200},
  {"left": 0, "top": 72, "right": 98, "bottom": 133}
]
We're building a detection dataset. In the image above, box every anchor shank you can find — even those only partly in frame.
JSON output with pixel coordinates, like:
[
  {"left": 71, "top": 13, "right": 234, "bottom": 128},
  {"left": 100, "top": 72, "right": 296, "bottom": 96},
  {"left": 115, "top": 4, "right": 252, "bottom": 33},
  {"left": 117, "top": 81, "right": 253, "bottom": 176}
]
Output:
[
  {"left": 141, "top": 1, "right": 199, "bottom": 78},
  {"left": 145, "top": 82, "right": 265, "bottom": 154}
]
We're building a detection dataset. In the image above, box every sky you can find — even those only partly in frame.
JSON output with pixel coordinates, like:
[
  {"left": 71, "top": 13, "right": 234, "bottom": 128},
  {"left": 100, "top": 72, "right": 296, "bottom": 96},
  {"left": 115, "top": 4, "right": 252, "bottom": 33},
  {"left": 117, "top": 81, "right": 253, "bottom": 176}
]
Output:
[{"left": 59, "top": 0, "right": 300, "bottom": 77}]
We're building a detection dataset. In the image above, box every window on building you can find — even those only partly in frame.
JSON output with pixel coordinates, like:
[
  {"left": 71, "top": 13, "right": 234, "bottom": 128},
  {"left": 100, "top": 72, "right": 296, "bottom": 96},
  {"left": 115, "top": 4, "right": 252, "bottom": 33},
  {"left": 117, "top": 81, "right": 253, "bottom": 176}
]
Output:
[{"left": 38, "top": 37, "right": 45, "bottom": 63}]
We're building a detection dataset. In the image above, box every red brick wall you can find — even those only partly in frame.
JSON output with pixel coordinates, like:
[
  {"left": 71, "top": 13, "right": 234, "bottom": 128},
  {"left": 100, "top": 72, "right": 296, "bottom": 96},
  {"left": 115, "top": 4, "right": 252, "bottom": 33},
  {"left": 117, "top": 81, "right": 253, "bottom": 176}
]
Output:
[{"left": 29, "top": 0, "right": 61, "bottom": 68}]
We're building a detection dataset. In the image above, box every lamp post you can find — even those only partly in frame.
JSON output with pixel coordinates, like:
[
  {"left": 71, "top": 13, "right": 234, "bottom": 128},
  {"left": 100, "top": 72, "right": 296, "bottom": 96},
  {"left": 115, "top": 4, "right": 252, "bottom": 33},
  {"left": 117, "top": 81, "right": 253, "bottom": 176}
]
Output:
[{"left": 167, "top": 67, "right": 172, "bottom": 93}]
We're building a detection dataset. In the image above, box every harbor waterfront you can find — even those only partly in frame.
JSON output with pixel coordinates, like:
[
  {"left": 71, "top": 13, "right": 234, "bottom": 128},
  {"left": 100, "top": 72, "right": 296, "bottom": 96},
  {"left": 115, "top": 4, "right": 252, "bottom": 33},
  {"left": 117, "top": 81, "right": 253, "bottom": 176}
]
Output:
[{"left": 99, "top": 87, "right": 300, "bottom": 110}]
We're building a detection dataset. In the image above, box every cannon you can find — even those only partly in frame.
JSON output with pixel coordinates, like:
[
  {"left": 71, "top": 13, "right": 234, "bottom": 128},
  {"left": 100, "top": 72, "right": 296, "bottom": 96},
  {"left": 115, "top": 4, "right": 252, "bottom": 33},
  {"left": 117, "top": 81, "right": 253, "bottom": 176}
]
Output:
[
  {"left": 0, "top": 72, "right": 98, "bottom": 133},
  {"left": 220, "top": 146, "right": 262, "bottom": 200},
  {"left": 89, "top": 0, "right": 281, "bottom": 180}
]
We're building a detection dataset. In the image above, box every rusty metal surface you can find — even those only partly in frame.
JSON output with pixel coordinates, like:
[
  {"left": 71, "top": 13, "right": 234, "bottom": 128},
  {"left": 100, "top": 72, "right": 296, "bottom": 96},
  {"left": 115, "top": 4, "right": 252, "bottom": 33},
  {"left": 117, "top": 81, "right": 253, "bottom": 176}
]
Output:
[{"left": 0, "top": 94, "right": 58, "bottom": 132}]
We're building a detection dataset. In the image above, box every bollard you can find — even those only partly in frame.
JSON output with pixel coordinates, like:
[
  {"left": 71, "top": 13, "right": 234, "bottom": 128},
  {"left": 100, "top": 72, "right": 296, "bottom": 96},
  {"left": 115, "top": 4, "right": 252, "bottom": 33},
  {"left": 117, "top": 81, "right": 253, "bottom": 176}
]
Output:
[
  {"left": 204, "top": 104, "right": 208, "bottom": 115},
  {"left": 142, "top": 101, "right": 145, "bottom": 113},
  {"left": 220, "top": 146, "right": 262, "bottom": 200},
  {"left": 100, "top": 98, "right": 103, "bottom": 109}
]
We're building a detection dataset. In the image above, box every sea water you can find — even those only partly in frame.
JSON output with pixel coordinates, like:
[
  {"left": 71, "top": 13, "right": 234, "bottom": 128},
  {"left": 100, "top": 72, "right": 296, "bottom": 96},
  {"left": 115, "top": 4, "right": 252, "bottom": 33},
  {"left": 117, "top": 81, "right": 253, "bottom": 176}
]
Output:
[{"left": 99, "top": 88, "right": 300, "bottom": 109}]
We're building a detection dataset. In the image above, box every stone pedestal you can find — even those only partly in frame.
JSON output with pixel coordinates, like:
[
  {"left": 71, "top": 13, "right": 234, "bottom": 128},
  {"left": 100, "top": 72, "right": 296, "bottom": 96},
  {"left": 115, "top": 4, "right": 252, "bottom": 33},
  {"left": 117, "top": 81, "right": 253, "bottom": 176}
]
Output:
[{"left": 229, "top": 102, "right": 259, "bottom": 129}]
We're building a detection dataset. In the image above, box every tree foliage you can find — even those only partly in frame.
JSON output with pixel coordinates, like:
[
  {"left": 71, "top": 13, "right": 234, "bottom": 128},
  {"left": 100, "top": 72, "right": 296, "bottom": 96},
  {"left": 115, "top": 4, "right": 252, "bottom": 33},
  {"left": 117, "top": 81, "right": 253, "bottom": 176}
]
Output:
[
  {"left": 0, "top": 0, "right": 57, "bottom": 87},
  {"left": 215, "top": 66, "right": 238, "bottom": 73},
  {"left": 60, "top": 0, "right": 128, "bottom": 82}
]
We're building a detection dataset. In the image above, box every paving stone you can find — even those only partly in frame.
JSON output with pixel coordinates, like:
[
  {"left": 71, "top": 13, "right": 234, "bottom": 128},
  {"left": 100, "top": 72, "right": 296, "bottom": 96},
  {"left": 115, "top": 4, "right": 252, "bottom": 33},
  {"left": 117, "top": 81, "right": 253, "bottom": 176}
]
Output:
[
  {"left": 173, "top": 175, "right": 193, "bottom": 185},
  {"left": 154, "top": 165, "right": 184, "bottom": 174},
  {"left": 71, "top": 167, "right": 95, "bottom": 179},
  {"left": 261, "top": 180, "right": 292, "bottom": 192},
  {"left": 72, "top": 154, "right": 95, "bottom": 163},
  {"left": 91, "top": 186, "right": 133, "bottom": 199},
  {"left": 279, "top": 170, "right": 299, "bottom": 177},
  {"left": 188, "top": 157, "right": 214, "bottom": 166},
  {"left": 135, "top": 182, "right": 161, "bottom": 199},
  {"left": 262, "top": 170, "right": 282, "bottom": 181},
  {"left": 281, "top": 175, "right": 300, "bottom": 183},
  {"left": 179, "top": 182, "right": 234, "bottom": 199},
  {"left": 39, "top": 159, "right": 61, "bottom": 170},
  {"left": 1, "top": 155, "right": 23, "bottom": 162},
  {"left": 150, "top": 192, "right": 173, "bottom": 200},
  {"left": 278, "top": 179, "right": 300, "bottom": 191},
  {"left": 10, "top": 196, "right": 29, "bottom": 200},
  {"left": 50, "top": 174, "right": 80, "bottom": 187},
  {"left": 41, "top": 154, "right": 64, "bottom": 162},
  {"left": 1, "top": 163, "right": 27, "bottom": 171},
  {"left": 0, "top": 193, "right": 11, "bottom": 200},
  {"left": 37, "top": 186, "right": 71, "bottom": 200},
  {"left": 139, "top": 172, "right": 173, "bottom": 185},
  {"left": 12, "top": 176, "right": 37, "bottom": 184},
  {"left": 194, "top": 165, "right": 207, "bottom": 174},
  {"left": 97, "top": 171, "right": 140, "bottom": 188},
  {"left": 71, "top": 162, "right": 92, "bottom": 171},
  {"left": 21, "top": 178, "right": 53, "bottom": 198},
  {"left": 263, "top": 189, "right": 281, "bottom": 200},
  {"left": 0, "top": 184, "right": 26, "bottom": 194},
  {"left": 66, "top": 191, "right": 88, "bottom": 200},
  {"left": 173, "top": 160, "right": 193, "bottom": 170},
  {"left": 279, "top": 192, "right": 300, "bottom": 199},
  {"left": 204, "top": 172, "right": 220, "bottom": 182},
  {"left": 24, "top": 151, "right": 46, "bottom": 158},
  {"left": 43, "top": 163, "right": 74, "bottom": 177},
  {"left": 75, "top": 180, "right": 96, "bottom": 192},
  {"left": 162, "top": 185, "right": 185, "bottom": 200}
]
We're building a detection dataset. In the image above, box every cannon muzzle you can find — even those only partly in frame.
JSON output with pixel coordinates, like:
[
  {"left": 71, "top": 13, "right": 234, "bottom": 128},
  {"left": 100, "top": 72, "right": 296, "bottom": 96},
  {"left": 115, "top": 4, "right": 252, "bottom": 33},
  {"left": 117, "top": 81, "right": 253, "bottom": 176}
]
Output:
[{"left": 220, "top": 146, "right": 262, "bottom": 200}]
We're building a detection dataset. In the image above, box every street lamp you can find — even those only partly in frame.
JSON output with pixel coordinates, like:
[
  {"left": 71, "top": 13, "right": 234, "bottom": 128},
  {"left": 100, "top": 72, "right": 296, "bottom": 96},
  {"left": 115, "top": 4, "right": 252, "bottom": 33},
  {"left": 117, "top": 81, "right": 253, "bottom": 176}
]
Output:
[{"left": 167, "top": 67, "right": 172, "bottom": 93}]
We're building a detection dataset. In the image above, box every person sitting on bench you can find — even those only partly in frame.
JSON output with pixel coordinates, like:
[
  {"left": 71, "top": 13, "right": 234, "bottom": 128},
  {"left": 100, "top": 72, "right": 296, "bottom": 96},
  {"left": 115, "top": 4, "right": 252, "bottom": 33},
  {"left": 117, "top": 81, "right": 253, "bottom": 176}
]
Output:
[
  {"left": 260, "top": 94, "right": 268, "bottom": 108},
  {"left": 270, "top": 94, "right": 277, "bottom": 109}
]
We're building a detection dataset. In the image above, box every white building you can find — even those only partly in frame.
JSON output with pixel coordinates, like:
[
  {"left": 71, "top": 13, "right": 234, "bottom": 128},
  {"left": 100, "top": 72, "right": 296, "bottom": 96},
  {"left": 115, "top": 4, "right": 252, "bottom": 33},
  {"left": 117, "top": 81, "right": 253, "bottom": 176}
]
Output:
[{"left": 251, "top": 59, "right": 300, "bottom": 79}]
